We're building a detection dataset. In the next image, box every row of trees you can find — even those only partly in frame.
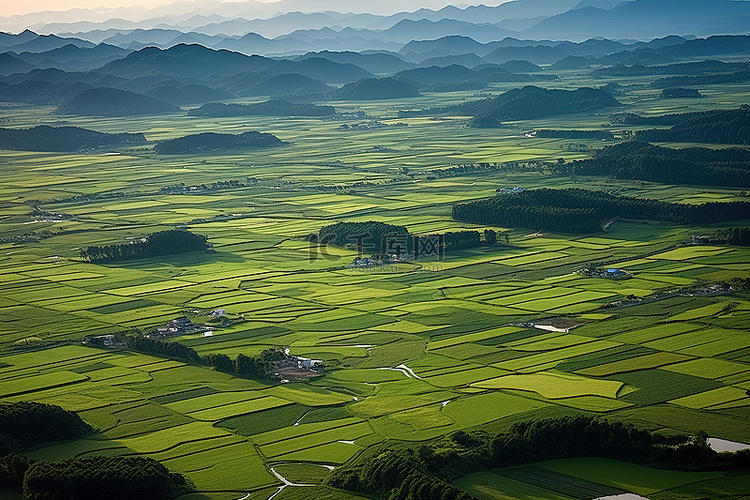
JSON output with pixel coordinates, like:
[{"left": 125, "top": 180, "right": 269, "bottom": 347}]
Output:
[
  {"left": 0, "top": 455, "right": 192, "bottom": 499},
  {"left": 116, "top": 333, "right": 289, "bottom": 381},
  {"left": 568, "top": 141, "right": 750, "bottom": 188},
  {"left": 532, "top": 129, "right": 614, "bottom": 139},
  {"left": 0, "top": 402, "right": 93, "bottom": 456},
  {"left": 81, "top": 230, "right": 212, "bottom": 262},
  {"left": 327, "top": 415, "right": 750, "bottom": 500},
  {"left": 453, "top": 188, "right": 750, "bottom": 233}
]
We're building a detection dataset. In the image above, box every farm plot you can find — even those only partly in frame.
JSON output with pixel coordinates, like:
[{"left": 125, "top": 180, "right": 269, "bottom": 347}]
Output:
[{"left": 472, "top": 371, "right": 623, "bottom": 399}]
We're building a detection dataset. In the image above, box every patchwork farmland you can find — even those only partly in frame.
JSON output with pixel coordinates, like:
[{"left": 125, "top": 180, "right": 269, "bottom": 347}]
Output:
[{"left": 0, "top": 66, "right": 749, "bottom": 499}]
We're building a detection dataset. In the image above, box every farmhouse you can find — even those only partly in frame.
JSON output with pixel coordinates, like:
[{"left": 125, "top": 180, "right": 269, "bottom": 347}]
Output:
[{"left": 150, "top": 316, "right": 208, "bottom": 338}]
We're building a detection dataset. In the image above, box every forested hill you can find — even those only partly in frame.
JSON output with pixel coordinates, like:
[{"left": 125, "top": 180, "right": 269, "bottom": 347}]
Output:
[
  {"left": 0, "top": 401, "right": 93, "bottom": 455},
  {"left": 634, "top": 107, "right": 750, "bottom": 144},
  {"left": 424, "top": 86, "right": 620, "bottom": 125},
  {"left": 82, "top": 230, "right": 212, "bottom": 261},
  {"left": 56, "top": 87, "right": 181, "bottom": 116},
  {"left": 187, "top": 99, "right": 335, "bottom": 117},
  {"left": 570, "top": 141, "right": 750, "bottom": 187},
  {"left": 327, "top": 77, "right": 420, "bottom": 100},
  {"left": 0, "top": 125, "right": 146, "bottom": 152},
  {"left": 452, "top": 188, "right": 750, "bottom": 233},
  {"left": 154, "top": 131, "right": 284, "bottom": 154}
]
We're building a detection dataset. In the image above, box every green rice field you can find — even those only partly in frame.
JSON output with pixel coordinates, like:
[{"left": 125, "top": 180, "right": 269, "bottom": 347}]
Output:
[{"left": 0, "top": 70, "right": 749, "bottom": 499}]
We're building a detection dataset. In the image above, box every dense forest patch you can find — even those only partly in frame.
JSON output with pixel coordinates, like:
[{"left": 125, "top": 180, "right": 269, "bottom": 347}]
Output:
[
  {"left": 154, "top": 131, "right": 283, "bottom": 154},
  {"left": 81, "top": 230, "right": 211, "bottom": 262},
  {"left": 569, "top": 141, "right": 750, "bottom": 186},
  {"left": 187, "top": 99, "right": 335, "bottom": 117},
  {"left": 0, "top": 125, "right": 146, "bottom": 152},
  {"left": 453, "top": 188, "right": 750, "bottom": 233}
]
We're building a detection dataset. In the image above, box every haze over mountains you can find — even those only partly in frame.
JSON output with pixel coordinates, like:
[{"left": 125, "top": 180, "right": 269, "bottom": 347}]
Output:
[{"left": 2, "top": 0, "right": 750, "bottom": 57}]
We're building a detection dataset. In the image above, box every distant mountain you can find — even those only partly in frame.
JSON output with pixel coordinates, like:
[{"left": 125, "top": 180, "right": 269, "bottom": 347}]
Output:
[
  {"left": 269, "top": 57, "right": 372, "bottom": 83},
  {"left": 328, "top": 77, "right": 420, "bottom": 100},
  {"left": 187, "top": 99, "right": 335, "bottom": 117},
  {"left": 98, "top": 44, "right": 274, "bottom": 79},
  {"left": 497, "top": 60, "right": 543, "bottom": 73},
  {"left": 56, "top": 87, "right": 181, "bottom": 116},
  {"left": 294, "top": 51, "right": 413, "bottom": 74},
  {"left": 238, "top": 73, "right": 332, "bottom": 97},
  {"left": 0, "top": 53, "right": 34, "bottom": 75},
  {"left": 417, "top": 53, "right": 487, "bottom": 69},
  {"left": 8, "top": 43, "right": 130, "bottom": 72},
  {"left": 0, "top": 125, "right": 145, "bottom": 152},
  {"left": 154, "top": 131, "right": 283, "bottom": 154},
  {"left": 524, "top": 0, "right": 750, "bottom": 40},
  {"left": 550, "top": 55, "right": 591, "bottom": 70},
  {"left": 394, "top": 65, "right": 480, "bottom": 87},
  {"left": 97, "top": 44, "right": 371, "bottom": 84},
  {"left": 399, "top": 36, "right": 488, "bottom": 59},
  {"left": 144, "top": 83, "right": 234, "bottom": 105}
]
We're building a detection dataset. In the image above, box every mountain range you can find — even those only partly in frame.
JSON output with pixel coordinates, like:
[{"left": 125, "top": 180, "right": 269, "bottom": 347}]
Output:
[{"left": 1, "top": 0, "right": 749, "bottom": 60}]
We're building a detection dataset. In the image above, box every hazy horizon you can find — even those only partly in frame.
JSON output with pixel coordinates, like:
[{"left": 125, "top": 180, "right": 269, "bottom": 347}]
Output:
[{"left": 1, "top": 0, "right": 510, "bottom": 19}]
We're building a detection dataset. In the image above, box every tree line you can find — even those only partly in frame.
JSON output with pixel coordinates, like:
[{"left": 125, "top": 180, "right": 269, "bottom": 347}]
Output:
[
  {"left": 0, "top": 401, "right": 93, "bottom": 456},
  {"left": 1, "top": 454, "right": 192, "bottom": 500},
  {"left": 81, "top": 230, "right": 211, "bottom": 262},
  {"left": 568, "top": 141, "right": 750, "bottom": 188},
  {"left": 326, "top": 415, "right": 750, "bottom": 500},
  {"left": 113, "top": 333, "right": 289, "bottom": 381},
  {"left": 452, "top": 188, "right": 750, "bottom": 233},
  {"left": 532, "top": 129, "right": 614, "bottom": 139}
]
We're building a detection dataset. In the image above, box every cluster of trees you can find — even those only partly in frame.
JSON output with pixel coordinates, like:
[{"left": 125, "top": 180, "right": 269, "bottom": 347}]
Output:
[
  {"left": 712, "top": 227, "right": 750, "bottom": 246},
  {"left": 159, "top": 179, "right": 244, "bottom": 194},
  {"left": 453, "top": 188, "right": 750, "bottom": 233},
  {"left": 203, "top": 349, "right": 290, "bottom": 379},
  {"left": 634, "top": 107, "right": 750, "bottom": 145},
  {"left": 329, "top": 416, "right": 749, "bottom": 500},
  {"left": 661, "top": 88, "right": 702, "bottom": 98},
  {"left": 0, "top": 402, "right": 93, "bottom": 456},
  {"left": 569, "top": 141, "right": 750, "bottom": 187},
  {"left": 0, "top": 125, "right": 146, "bottom": 152},
  {"left": 81, "top": 230, "right": 211, "bottom": 262},
  {"left": 326, "top": 449, "right": 473, "bottom": 500},
  {"left": 315, "top": 222, "right": 498, "bottom": 256},
  {"left": 115, "top": 333, "right": 289, "bottom": 380},
  {"left": 0, "top": 455, "right": 193, "bottom": 499},
  {"left": 187, "top": 99, "right": 335, "bottom": 117},
  {"left": 154, "top": 131, "right": 283, "bottom": 154},
  {"left": 532, "top": 129, "right": 614, "bottom": 139},
  {"left": 441, "top": 231, "right": 482, "bottom": 251},
  {"left": 316, "top": 221, "right": 410, "bottom": 253}
]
